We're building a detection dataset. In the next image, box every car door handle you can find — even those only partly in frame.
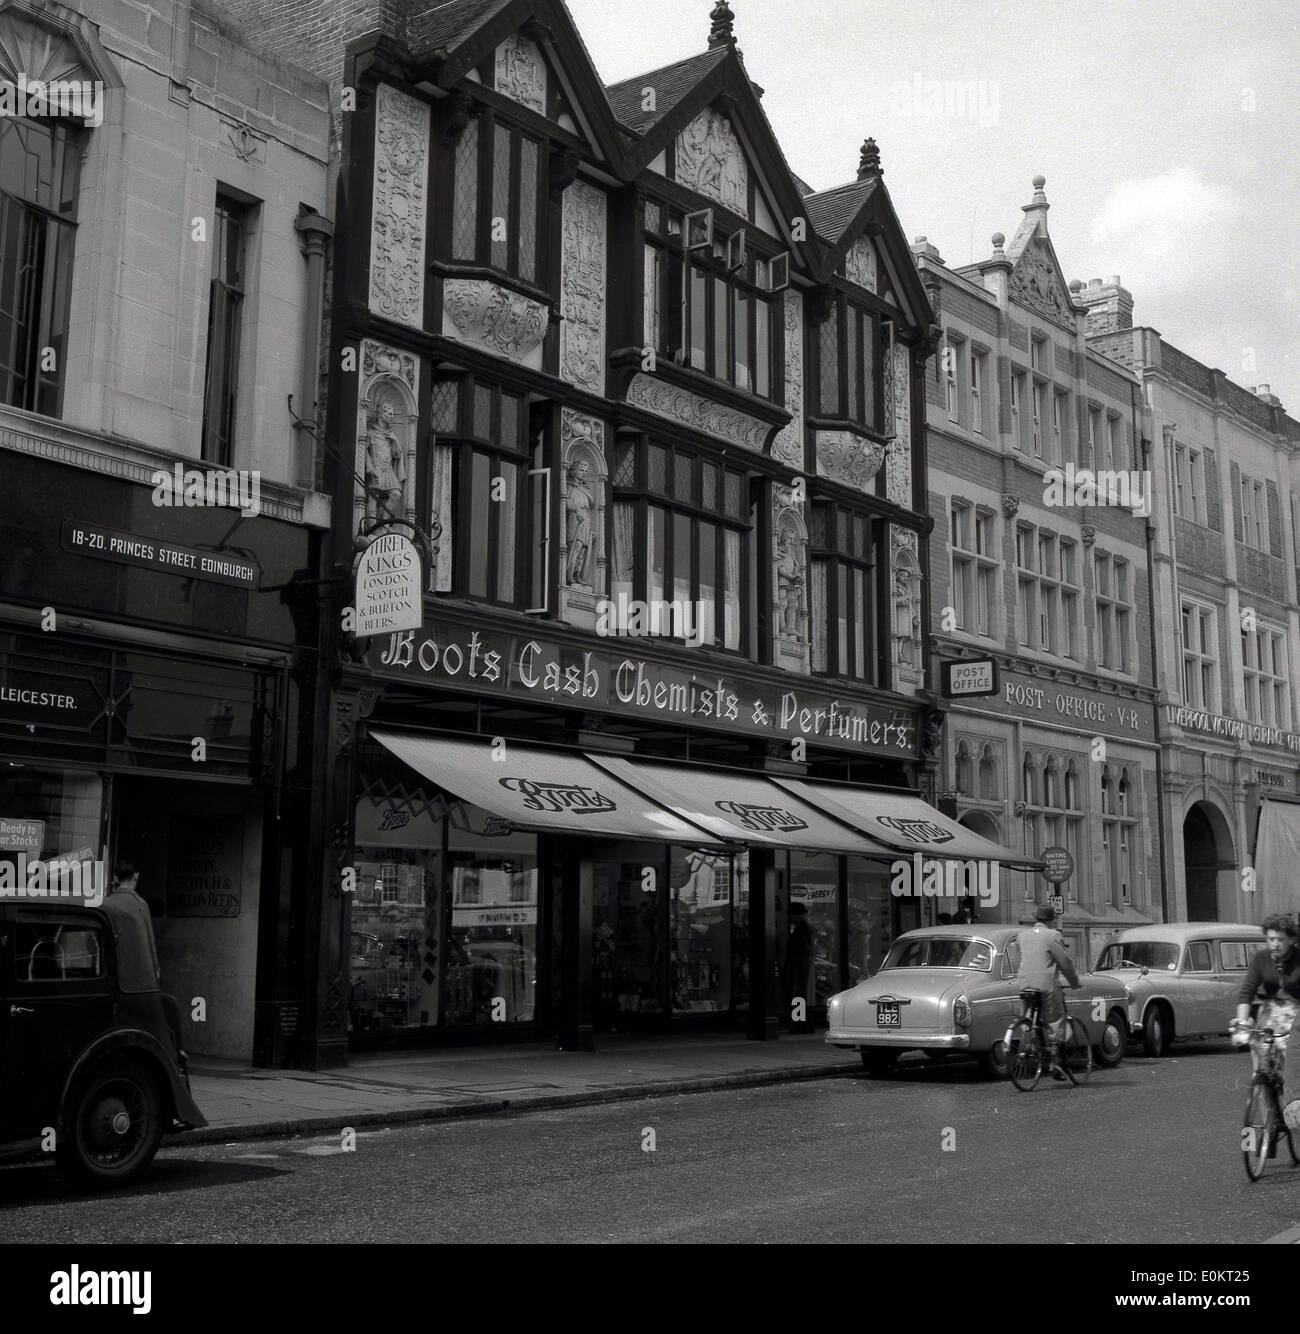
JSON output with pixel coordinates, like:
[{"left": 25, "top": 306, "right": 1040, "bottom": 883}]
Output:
[{"left": 9, "top": 1005, "right": 34, "bottom": 1016}]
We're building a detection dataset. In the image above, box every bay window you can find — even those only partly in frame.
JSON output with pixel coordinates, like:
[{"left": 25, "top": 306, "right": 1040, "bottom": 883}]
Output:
[{"left": 450, "top": 111, "right": 542, "bottom": 284}]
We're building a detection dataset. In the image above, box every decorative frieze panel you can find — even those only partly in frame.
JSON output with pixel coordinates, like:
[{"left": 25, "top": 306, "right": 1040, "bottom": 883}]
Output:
[
  {"left": 559, "top": 410, "right": 608, "bottom": 630},
  {"left": 676, "top": 106, "right": 747, "bottom": 215},
  {"left": 772, "top": 483, "right": 810, "bottom": 674},
  {"left": 494, "top": 32, "right": 546, "bottom": 114},
  {"left": 884, "top": 344, "right": 912, "bottom": 509},
  {"left": 370, "top": 84, "right": 429, "bottom": 329},
  {"left": 1010, "top": 239, "right": 1073, "bottom": 330},
  {"left": 355, "top": 340, "right": 419, "bottom": 540},
  {"left": 559, "top": 180, "right": 606, "bottom": 393},
  {"left": 442, "top": 279, "right": 549, "bottom": 365},
  {"left": 626, "top": 374, "right": 768, "bottom": 452},
  {"left": 815, "top": 430, "right": 886, "bottom": 493},
  {"left": 844, "top": 235, "right": 877, "bottom": 293},
  {"left": 771, "top": 289, "right": 804, "bottom": 467}
]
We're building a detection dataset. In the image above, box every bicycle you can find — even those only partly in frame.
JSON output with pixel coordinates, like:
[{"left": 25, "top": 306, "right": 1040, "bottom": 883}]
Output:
[
  {"left": 1005, "top": 987, "right": 1092, "bottom": 1091},
  {"left": 1235, "top": 1020, "right": 1300, "bottom": 1182}
]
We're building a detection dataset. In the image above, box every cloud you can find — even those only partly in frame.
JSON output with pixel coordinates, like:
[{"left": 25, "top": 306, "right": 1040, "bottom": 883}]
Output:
[{"left": 1089, "top": 168, "right": 1240, "bottom": 272}]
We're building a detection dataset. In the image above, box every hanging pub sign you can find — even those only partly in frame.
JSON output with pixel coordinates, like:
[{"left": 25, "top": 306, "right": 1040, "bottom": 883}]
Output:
[
  {"left": 941, "top": 658, "right": 999, "bottom": 698},
  {"left": 354, "top": 532, "right": 423, "bottom": 638}
]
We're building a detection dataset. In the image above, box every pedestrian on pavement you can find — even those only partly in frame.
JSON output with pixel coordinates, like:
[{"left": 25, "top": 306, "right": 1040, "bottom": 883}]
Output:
[
  {"left": 783, "top": 901, "right": 813, "bottom": 1025},
  {"left": 1015, "top": 904, "right": 1079, "bottom": 1080},
  {"left": 103, "top": 860, "right": 162, "bottom": 993}
]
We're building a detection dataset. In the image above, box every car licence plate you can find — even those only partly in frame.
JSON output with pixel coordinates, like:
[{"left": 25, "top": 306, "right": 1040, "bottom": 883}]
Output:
[{"left": 877, "top": 1002, "right": 900, "bottom": 1027}]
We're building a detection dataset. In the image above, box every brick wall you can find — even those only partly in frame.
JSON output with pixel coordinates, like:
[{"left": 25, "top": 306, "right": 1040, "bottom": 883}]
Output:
[
  {"left": 1089, "top": 331, "right": 1135, "bottom": 371},
  {"left": 1173, "top": 518, "right": 1227, "bottom": 580}
]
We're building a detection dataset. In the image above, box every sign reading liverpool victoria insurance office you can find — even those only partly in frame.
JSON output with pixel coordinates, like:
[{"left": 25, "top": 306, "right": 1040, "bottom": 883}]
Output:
[{"left": 370, "top": 618, "right": 918, "bottom": 758}]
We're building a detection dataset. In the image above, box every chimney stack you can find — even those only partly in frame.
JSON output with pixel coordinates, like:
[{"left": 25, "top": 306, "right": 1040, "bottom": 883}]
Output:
[{"left": 1075, "top": 274, "right": 1134, "bottom": 337}]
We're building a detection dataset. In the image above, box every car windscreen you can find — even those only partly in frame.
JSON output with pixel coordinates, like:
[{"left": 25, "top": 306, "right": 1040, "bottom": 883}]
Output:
[
  {"left": 1095, "top": 941, "right": 1179, "bottom": 971},
  {"left": 882, "top": 937, "right": 993, "bottom": 971}
]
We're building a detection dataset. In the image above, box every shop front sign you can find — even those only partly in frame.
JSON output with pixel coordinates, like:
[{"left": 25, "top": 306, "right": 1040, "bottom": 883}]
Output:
[
  {"left": 1167, "top": 704, "right": 1300, "bottom": 753},
  {"left": 941, "top": 658, "right": 999, "bottom": 698},
  {"left": 166, "top": 815, "right": 242, "bottom": 917},
  {"left": 368, "top": 618, "right": 918, "bottom": 759},
  {"left": 965, "top": 667, "right": 1156, "bottom": 744},
  {"left": 354, "top": 533, "right": 422, "bottom": 638},
  {"left": 0, "top": 818, "right": 44, "bottom": 854}
]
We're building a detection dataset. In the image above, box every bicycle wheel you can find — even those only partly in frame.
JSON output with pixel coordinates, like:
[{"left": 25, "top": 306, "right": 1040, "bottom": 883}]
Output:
[
  {"left": 1007, "top": 1019, "right": 1042, "bottom": 1091},
  {"left": 1062, "top": 1017, "right": 1093, "bottom": 1085},
  {"left": 1243, "top": 1081, "right": 1277, "bottom": 1182}
]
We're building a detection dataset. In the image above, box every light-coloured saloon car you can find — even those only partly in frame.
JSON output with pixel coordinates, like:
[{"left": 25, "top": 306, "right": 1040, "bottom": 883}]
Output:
[
  {"left": 826, "top": 924, "right": 1130, "bottom": 1077},
  {"left": 1092, "top": 922, "right": 1266, "bottom": 1056}
]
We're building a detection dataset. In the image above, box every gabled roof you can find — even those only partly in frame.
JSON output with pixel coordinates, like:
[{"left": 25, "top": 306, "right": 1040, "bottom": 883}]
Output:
[
  {"left": 606, "top": 47, "right": 727, "bottom": 134},
  {"left": 804, "top": 178, "right": 877, "bottom": 245},
  {"left": 406, "top": 0, "right": 515, "bottom": 55}
]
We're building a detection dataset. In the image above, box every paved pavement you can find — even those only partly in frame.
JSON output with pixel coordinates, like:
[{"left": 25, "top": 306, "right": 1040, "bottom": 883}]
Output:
[{"left": 183, "top": 1033, "right": 862, "bottom": 1142}]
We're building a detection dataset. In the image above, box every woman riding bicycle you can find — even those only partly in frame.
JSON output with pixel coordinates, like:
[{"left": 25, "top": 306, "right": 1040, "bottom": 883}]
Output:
[{"left": 1231, "top": 915, "right": 1300, "bottom": 1073}]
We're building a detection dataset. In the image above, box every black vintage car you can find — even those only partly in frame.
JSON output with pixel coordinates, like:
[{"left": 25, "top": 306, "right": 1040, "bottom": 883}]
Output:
[{"left": 0, "top": 900, "right": 206, "bottom": 1185}]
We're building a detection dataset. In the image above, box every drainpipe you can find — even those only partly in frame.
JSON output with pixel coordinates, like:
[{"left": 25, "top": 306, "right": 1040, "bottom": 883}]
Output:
[
  {"left": 294, "top": 206, "right": 334, "bottom": 490},
  {"left": 1141, "top": 411, "right": 1170, "bottom": 922}
]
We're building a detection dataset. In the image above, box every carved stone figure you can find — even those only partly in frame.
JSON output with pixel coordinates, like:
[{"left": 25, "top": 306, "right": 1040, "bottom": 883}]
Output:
[
  {"left": 363, "top": 401, "right": 406, "bottom": 523},
  {"left": 676, "top": 107, "right": 746, "bottom": 214},
  {"left": 776, "top": 528, "right": 805, "bottom": 636},
  {"left": 565, "top": 459, "right": 594, "bottom": 586}
]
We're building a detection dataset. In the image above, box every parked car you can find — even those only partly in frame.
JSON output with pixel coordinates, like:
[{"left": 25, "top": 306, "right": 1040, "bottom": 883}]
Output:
[
  {"left": 1093, "top": 922, "right": 1266, "bottom": 1056},
  {"left": 826, "top": 924, "right": 1129, "bottom": 1077},
  {"left": 0, "top": 901, "right": 206, "bottom": 1185}
]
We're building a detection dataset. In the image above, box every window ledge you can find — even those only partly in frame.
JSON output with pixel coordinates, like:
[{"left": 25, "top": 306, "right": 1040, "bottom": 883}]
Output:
[
  {"left": 432, "top": 262, "right": 556, "bottom": 316},
  {"left": 806, "top": 416, "right": 893, "bottom": 448}
]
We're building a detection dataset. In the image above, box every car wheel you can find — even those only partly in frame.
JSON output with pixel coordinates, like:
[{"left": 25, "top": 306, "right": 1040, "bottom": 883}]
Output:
[
  {"left": 1142, "top": 1005, "right": 1170, "bottom": 1057},
  {"left": 980, "top": 1037, "right": 1010, "bottom": 1079},
  {"left": 58, "top": 1061, "right": 165, "bottom": 1188},
  {"left": 860, "top": 1049, "right": 898, "bottom": 1077},
  {"left": 1094, "top": 1010, "right": 1127, "bottom": 1068}
]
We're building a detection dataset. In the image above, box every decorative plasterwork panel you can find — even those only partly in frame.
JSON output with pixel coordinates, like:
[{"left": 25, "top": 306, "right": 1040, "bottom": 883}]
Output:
[
  {"left": 891, "top": 527, "right": 923, "bottom": 694},
  {"left": 844, "top": 236, "right": 877, "bottom": 293},
  {"left": 1010, "top": 239, "right": 1074, "bottom": 330},
  {"left": 370, "top": 83, "right": 429, "bottom": 328},
  {"left": 772, "top": 483, "right": 809, "bottom": 673},
  {"left": 771, "top": 289, "right": 804, "bottom": 468},
  {"left": 354, "top": 340, "right": 419, "bottom": 537},
  {"left": 885, "top": 343, "right": 912, "bottom": 509},
  {"left": 676, "top": 106, "right": 747, "bottom": 215},
  {"left": 443, "top": 279, "right": 549, "bottom": 363},
  {"left": 559, "top": 179, "right": 606, "bottom": 394},
  {"left": 626, "top": 374, "right": 768, "bottom": 452},
  {"left": 815, "top": 430, "right": 885, "bottom": 492},
  {"left": 495, "top": 32, "right": 546, "bottom": 114}
]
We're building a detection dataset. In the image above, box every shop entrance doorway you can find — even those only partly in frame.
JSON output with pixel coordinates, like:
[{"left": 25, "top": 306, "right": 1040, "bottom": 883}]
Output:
[
  {"left": 110, "top": 776, "right": 260, "bottom": 1060},
  {"left": 1183, "top": 801, "right": 1233, "bottom": 922}
]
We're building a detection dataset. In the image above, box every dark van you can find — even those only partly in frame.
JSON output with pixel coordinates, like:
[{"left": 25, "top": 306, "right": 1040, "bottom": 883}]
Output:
[{"left": 0, "top": 900, "right": 206, "bottom": 1185}]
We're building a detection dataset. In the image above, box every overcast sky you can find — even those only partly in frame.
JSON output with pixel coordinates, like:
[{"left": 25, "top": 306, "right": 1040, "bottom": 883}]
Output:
[{"left": 566, "top": 0, "right": 1300, "bottom": 416}]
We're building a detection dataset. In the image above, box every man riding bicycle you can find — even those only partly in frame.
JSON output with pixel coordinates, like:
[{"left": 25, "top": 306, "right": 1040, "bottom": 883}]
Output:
[
  {"left": 1016, "top": 904, "right": 1080, "bottom": 1080},
  {"left": 1231, "top": 915, "right": 1300, "bottom": 1073}
]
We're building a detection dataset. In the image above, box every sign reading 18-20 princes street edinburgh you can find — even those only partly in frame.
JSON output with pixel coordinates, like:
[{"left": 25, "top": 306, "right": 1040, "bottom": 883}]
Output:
[{"left": 367, "top": 618, "right": 918, "bottom": 758}]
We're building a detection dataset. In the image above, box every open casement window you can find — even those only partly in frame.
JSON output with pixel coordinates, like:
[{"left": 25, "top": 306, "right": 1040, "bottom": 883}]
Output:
[
  {"left": 809, "top": 501, "right": 879, "bottom": 683},
  {"left": 643, "top": 200, "right": 777, "bottom": 399},
  {"left": 610, "top": 439, "right": 749, "bottom": 651},
  {"left": 0, "top": 117, "right": 80, "bottom": 419},
  {"left": 449, "top": 110, "right": 543, "bottom": 284}
]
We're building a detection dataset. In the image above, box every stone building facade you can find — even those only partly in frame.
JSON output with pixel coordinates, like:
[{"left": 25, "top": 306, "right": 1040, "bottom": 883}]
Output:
[
  {"left": 0, "top": 0, "right": 332, "bottom": 1061},
  {"left": 920, "top": 178, "right": 1161, "bottom": 966},
  {"left": 1090, "top": 309, "right": 1300, "bottom": 926}
]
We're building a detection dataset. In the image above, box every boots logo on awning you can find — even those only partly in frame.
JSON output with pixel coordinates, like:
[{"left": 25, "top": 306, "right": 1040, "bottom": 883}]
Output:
[
  {"left": 715, "top": 801, "right": 809, "bottom": 833},
  {"left": 875, "top": 816, "right": 954, "bottom": 844},
  {"left": 498, "top": 778, "right": 617, "bottom": 815}
]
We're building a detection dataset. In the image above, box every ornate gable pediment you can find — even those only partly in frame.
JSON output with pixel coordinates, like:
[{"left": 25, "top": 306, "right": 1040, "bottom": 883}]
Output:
[
  {"left": 1009, "top": 238, "right": 1075, "bottom": 330},
  {"left": 675, "top": 104, "right": 747, "bottom": 215},
  {"left": 492, "top": 27, "right": 584, "bottom": 134}
]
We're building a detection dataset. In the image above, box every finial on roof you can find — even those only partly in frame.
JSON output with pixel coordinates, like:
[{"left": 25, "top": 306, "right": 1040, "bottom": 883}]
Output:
[
  {"left": 1031, "top": 174, "right": 1047, "bottom": 202},
  {"left": 858, "top": 137, "right": 881, "bottom": 180},
  {"left": 991, "top": 232, "right": 1005, "bottom": 253},
  {"left": 708, "top": 0, "right": 736, "bottom": 48}
]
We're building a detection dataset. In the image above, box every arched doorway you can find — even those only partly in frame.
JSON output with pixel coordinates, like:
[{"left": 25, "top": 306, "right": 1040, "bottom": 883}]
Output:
[
  {"left": 1183, "top": 801, "right": 1233, "bottom": 921},
  {"left": 955, "top": 811, "right": 1002, "bottom": 923}
]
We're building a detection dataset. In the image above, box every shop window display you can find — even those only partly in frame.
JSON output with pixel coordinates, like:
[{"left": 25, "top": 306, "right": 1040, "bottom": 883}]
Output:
[
  {"left": 592, "top": 843, "right": 665, "bottom": 1024},
  {"left": 782, "top": 851, "right": 840, "bottom": 1008},
  {"left": 670, "top": 847, "right": 734, "bottom": 1012},
  {"left": 0, "top": 768, "right": 102, "bottom": 878},
  {"left": 847, "top": 856, "right": 890, "bottom": 984}
]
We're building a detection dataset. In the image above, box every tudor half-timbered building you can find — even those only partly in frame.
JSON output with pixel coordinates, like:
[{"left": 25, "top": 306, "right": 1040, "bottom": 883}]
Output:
[{"left": 267, "top": 0, "right": 1028, "bottom": 1067}]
